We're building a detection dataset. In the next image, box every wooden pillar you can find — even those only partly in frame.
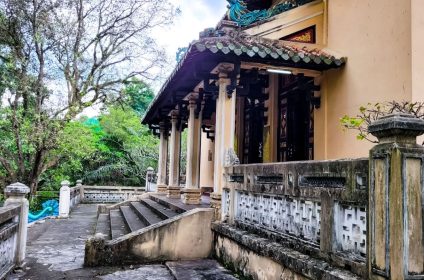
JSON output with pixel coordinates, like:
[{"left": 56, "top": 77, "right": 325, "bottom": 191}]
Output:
[
  {"left": 211, "top": 63, "right": 237, "bottom": 220},
  {"left": 182, "top": 98, "right": 202, "bottom": 204},
  {"left": 263, "top": 73, "right": 279, "bottom": 163},
  {"left": 167, "top": 112, "right": 181, "bottom": 198},
  {"left": 157, "top": 121, "right": 169, "bottom": 194},
  {"left": 368, "top": 113, "right": 424, "bottom": 279}
]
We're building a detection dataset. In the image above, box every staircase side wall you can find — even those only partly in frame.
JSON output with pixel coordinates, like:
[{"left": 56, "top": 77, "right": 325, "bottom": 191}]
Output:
[{"left": 85, "top": 208, "right": 214, "bottom": 266}]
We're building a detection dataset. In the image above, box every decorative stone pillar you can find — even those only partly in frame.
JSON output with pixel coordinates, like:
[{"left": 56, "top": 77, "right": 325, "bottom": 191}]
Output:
[
  {"left": 4, "top": 182, "right": 30, "bottom": 266},
  {"left": 59, "top": 180, "right": 71, "bottom": 218},
  {"left": 368, "top": 113, "right": 424, "bottom": 279},
  {"left": 167, "top": 112, "right": 181, "bottom": 199},
  {"left": 211, "top": 63, "right": 237, "bottom": 220},
  {"left": 145, "top": 167, "right": 154, "bottom": 192},
  {"left": 182, "top": 98, "right": 202, "bottom": 204},
  {"left": 157, "top": 121, "right": 169, "bottom": 194}
]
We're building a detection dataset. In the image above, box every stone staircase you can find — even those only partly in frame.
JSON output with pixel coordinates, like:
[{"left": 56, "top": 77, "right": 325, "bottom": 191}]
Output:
[
  {"left": 94, "top": 196, "right": 186, "bottom": 240},
  {"left": 85, "top": 194, "right": 214, "bottom": 266}
]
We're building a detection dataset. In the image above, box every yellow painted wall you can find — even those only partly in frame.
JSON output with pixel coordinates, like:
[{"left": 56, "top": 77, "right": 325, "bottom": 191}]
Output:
[
  {"left": 412, "top": 0, "right": 424, "bottom": 102},
  {"left": 321, "top": 0, "right": 412, "bottom": 159},
  {"left": 243, "top": 0, "right": 420, "bottom": 160}
]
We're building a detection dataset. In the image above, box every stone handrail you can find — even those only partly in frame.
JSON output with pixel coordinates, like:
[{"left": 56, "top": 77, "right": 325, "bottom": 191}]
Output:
[
  {"left": 0, "top": 204, "right": 21, "bottom": 278},
  {"left": 223, "top": 158, "right": 369, "bottom": 276},
  {"left": 70, "top": 180, "right": 83, "bottom": 209},
  {"left": 0, "top": 183, "right": 30, "bottom": 279}
]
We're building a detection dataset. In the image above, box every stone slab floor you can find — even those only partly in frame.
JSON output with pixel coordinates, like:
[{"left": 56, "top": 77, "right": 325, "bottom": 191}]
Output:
[{"left": 6, "top": 204, "right": 238, "bottom": 280}]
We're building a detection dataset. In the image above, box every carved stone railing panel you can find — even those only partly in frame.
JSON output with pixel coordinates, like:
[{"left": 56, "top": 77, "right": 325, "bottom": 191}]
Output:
[
  {"left": 82, "top": 186, "right": 144, "bottom": 203},
  {"left": 0, "top": 204, "right": 21, "bottom": 278},
  {"left": 0, "top": 224, "right": 18, "bottom": 276},
  {"left": 70, "top": 186, "right": 81, "bottom": 208},
  {"left": 235, "top": 191, "right": 321, "bottom": 244},
  {"left": 224, "top": 158, "right": 369, "bottom": 275},
  {"left": 334, "top": 203, "right": 367, "bottom": 259},
  {"left": 222, "top": 189, "right": 231, "bottom": 219}
]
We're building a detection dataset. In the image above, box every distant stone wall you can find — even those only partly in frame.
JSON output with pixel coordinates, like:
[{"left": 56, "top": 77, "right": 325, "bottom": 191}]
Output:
[
  {"left": 82, "top": 186, "right": 145, "bottom": 204},
  {"left": 221, "top": 158, "right": 369, "bottom": 277}
]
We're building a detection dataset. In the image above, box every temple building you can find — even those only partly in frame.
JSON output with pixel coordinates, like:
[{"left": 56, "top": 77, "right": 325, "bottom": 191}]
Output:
[{"left": 142, "top": 0, "right": 424, "bottom": 206}]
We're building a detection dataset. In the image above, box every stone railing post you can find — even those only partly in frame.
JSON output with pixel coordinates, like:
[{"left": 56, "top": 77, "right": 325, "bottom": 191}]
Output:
[
  {"left": 368, "top": 113, "right": 424, "bottom": 279},
  {"left": 145, "top": 167, "right": 154, "bottom": 192},
  {"left": 59, "top": 180, "right": 71, "bottom": 218},
  {"left": 76, "top": 179, "right": 83, "bottom": 203},
  {"left": 4, "top": 182, "right": 30, "bottom": 266}
]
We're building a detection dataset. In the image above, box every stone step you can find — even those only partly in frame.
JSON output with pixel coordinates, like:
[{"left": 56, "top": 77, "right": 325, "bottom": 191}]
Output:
[
  {"left": 130, "top": 201, "right": 163, "bottom": 226},
  {"left": 140, "top": 198, "right": 179, "bottom": 220},
  {"left": 110, "top": 209, "right": 129, "bottom": 239},
  {"left": 166, "top": 259, "right": 239, "bottom": 280},
  {"left": 120, "top": 205, "right": 146, "bottom": 232},
  {"left": 148, "top": 194, "right": 190, "bottom": 214},
  {"left": 95, "top": 213, "right": 111, "bottom": 240}
]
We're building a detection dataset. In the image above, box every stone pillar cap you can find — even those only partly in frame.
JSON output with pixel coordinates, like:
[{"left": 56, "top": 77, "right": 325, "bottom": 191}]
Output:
[
  {"left": 5, "top": 182, "right": 30, "bottom": 196},
  {"left": 368, "top": 113, "right": 424, "bottom": 140},
  {"left": 61, "top": 180, "right": 71, "bottom": 186},
  {"left": 147, "top": 167, "right": 154, "bottom": 172},
  {"left": 76, "top": 179, "right": 83, "bottom": 184}
]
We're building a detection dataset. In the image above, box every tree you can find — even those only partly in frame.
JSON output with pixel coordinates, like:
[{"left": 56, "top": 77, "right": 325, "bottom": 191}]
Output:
[
  {"left": 119, "top": 78, "right": 155, "bottom": 116},
  {"left": 0, "top": 0, "right": 175, "bottom": 193},
  {"left": 83, "top": 106, "right": 159, "bottom": 186},
  {"left": 340, "top": 101, "right": 424, "bottom": 143}
]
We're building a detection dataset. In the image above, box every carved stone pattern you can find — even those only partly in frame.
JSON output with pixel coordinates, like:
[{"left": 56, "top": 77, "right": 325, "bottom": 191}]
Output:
[
  {"left": 225, "top": 148, "right": 240, "bottom": 166},
  {"left": 84, "top": 192, "right": 135, "bottom": 203},
  {"left": 334, "top": 203, "right": 367, "bottom": 258},
  {"left": 298, "top": 176, "right": 346, "bottom": 188},
  {"left": 235, "top": 191, "right": 321, "bottom": 244},
  {"left": 0, "top": 231, "right": 17, "bottom": 274},
  {"left": 222, "top": 189, "right": 231, "bottom": 219}
]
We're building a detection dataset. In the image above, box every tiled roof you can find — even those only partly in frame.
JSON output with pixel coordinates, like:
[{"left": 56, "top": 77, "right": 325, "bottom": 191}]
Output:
[
  {"left": 193, "top": 27, "right": 345, "bottom": 67},
  {"left": 142, "top": 24, "right": 345, "bottom": 125}
]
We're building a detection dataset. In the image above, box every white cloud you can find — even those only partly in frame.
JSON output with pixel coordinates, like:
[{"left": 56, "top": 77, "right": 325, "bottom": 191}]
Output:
[
  {"left": 156, "top": 0, "right": 227, "bottom": 58},
  {"left": 149, "top": 1, "right": 227, "bottom": 92}
]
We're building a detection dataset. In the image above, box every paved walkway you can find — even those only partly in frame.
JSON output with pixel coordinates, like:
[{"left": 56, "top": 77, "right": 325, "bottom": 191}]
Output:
[
  {"left": 7, "top": 204, "right": 174, "bottom": 279},
  {"left": 7, "top": 204, "right": 237, "bottom": 280}
]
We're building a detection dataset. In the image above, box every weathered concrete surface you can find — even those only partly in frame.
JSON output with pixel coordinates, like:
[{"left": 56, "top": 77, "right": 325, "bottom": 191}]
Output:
[
  {"left": 166, "top": 259, "right": 238, "bottom": 280},
  {"left": 213, "top": 223, "right": 362, "bottom": 280},
  {"left": 85, "top": 208, "right": 215, "bottom": 266},
  {"left": 98, "top": 265, "right": 174, "bottom": 280}
]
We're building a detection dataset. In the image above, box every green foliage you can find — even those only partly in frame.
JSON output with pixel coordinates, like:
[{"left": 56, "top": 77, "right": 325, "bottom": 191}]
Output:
[
  {"left": 121, "top": 79, "right": 155, "bottom": 116},
  {"left": 39, "top": 80, "right": 159, "bottom": 188},
  {"left": 83, "top": 104, "right": 159, "bottom": 186},
  {"left": 340, "top": 101, "right": 424, "bottom": 143}
]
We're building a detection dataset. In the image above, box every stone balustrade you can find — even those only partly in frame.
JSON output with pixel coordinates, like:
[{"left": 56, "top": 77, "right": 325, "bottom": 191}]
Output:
[
  {"left": 0, "top": 183, "right": 30, "bottom": 278},
  {"left": 223, "top": 158, "right": 369, "bottom": 276},
  {"left": 59, "top": 182, "right": 146, "bottom": 215},
  {"left": 81, "top": 186, "right": 144, "bottom": 203},
  {"left": 0, "top": 204, "right": 21, "bottom": 278}
]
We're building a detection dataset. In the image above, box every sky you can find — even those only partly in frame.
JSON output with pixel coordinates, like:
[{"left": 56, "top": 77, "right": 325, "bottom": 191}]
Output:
[{"left": 151, "top": 0, "right": 228, "bottom": 91}]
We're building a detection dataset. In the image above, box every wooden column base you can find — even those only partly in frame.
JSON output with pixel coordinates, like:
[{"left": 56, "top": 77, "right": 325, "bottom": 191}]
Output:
[
  {"left": 167, "top": 186, "right": 181, "bottom": 199},
  {"left": 210, "top": 192, "right": 222, "bottom": 221},
  {"left": 181, "top": 189, "right": 201, "bottom": 205}
]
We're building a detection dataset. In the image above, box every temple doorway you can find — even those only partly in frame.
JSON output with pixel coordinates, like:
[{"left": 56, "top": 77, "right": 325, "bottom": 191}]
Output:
[{"left": 278, "top": 75, "right": 314, "bottom": 162}]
